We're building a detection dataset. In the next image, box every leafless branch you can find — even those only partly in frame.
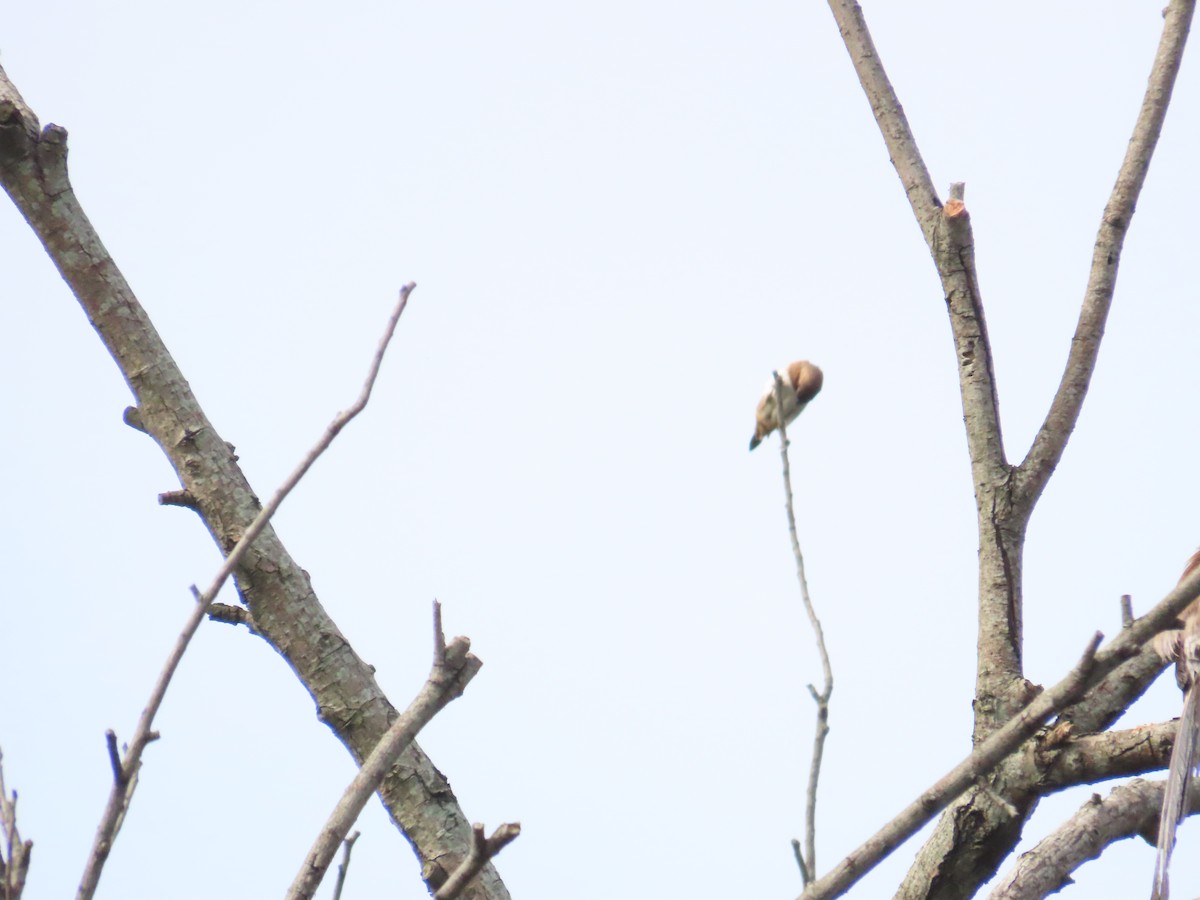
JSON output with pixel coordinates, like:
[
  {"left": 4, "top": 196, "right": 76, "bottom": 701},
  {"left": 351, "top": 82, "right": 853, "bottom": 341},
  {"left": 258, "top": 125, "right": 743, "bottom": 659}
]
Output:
[
  {"left": 797, "top": 633, "right": 1102, "bottom": 899},
  {"left": 772, "top": 374, "right": 833, "bottom": 886},
  {"left": 800, "top": 559, "right": 1200, "bottom": 898},
  {"left": 433, "top": 824, "right": 522, "bottom": 900},
  {"left": 1037, "top": 722, "right": 1173, "bottom": 791},
  {"left": 828, "top": 1, "right": 1024, "bottom": 748},
  {"left": 286, "top": 601, "right": 483, "bottom": 900},
  {"left": 1058, "top": 641, "right": 1167, "bottom": 735},
  {"left": 206, "top": 603, "right": 257, "bottom": 631},
  {"left": 1014, "top": 0, "right": 1197, "bottom": 511},
  {"left": 987, "top": 778, "right": 1200, "bottom": 900},
  {"left": 0, "top": 751, "right": 32, "bottom": 900},
  {"left": 76, "top": 288, "right": 414, "bottom": 900},
  {"left": 329, "top": 831, "right": 360, "bottom": 900}
]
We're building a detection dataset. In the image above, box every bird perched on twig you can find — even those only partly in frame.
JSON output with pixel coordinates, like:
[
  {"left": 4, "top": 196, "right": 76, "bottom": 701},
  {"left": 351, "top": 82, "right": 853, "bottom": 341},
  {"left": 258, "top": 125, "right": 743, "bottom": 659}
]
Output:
[
  {"left": 748, "top": 360, "right": 823, "bottom": 451},
  {"left": 1152, "top": 547, "right": 1200, "bottom": 900}
]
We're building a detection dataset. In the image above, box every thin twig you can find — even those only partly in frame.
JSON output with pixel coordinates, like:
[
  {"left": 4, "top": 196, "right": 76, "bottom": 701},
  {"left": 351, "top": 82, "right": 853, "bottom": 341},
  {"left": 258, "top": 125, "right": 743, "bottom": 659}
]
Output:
[
  {"left": 1014, "top": 0, "right": 1197, "bottom": 512},
  {"left": 329, "top": 832, "right": 360, "bottom": 900},
  {"left": 433, "top": 824, "right": 522, "bottom": 900},
  {"left": 0, "top": 750, "right": 33, "bottom": 900},
  {"left": 286, "top": 600, "right": 483, "bottom": 900},
  {"left": 76, "top": 286, "right": 415, "bottom": 900},
  {"left": 774, "top": 374, "right": 833, "bottom": 886}
]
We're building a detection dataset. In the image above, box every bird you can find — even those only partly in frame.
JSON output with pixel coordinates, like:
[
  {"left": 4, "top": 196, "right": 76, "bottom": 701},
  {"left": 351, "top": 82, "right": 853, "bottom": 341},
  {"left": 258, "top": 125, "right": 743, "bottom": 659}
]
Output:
[
  {"left": 1151, "top": 547, "right": 1200, "bottom": 900},
  {"left": 748, "top": 360, "right": 823, "bottom": 451}
]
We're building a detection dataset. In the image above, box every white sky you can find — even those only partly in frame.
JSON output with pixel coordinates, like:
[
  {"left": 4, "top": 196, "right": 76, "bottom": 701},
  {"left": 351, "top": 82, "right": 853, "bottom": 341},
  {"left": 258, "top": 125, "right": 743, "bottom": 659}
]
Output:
[{"left": 1, "top": 2, "right": 1198, "bottom": 898}]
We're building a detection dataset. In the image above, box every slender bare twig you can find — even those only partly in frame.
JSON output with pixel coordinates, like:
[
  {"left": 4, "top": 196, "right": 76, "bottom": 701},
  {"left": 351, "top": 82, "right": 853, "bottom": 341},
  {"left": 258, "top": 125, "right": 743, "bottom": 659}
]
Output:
[
  {"left": 0, "top": 751, "right": 32, "bottom": 900},
  {"left": 772, "top": 375, "right": 833, "bottom": 886},
  {"left": 433, "top": 824, "right": 522, "bottom": 900},
  {"left": 1014, "top": 0, "right": 1197, "bottom": 512},
  {"left": 329, "top": 831, "right": 360, "bottom": 900},
  {"left": 76, "top": 287, "right": 414, "bottom": 900},
  {"left": 286, "top": 601, "right": 483, "bottom": 900}
]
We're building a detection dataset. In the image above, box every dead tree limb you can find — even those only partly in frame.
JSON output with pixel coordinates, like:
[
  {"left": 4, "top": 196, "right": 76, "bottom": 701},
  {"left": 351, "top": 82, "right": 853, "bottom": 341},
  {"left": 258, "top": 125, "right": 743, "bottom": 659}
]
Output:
[
  {"left": 0, "top": 63, "right": 507, "bottom": 900},
  {"left": 819, "top": 1, "right": 1196, "bottom": 896}
]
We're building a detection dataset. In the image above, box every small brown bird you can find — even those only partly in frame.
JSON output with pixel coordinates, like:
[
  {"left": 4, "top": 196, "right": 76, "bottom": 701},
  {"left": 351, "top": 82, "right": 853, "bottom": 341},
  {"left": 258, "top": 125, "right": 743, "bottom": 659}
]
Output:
[
  {"left": 1152, "top": 548, "right": 1200, "bottom": 900},
  {"left": 748, "top": 360, "right": 823, "bottom": 451}
]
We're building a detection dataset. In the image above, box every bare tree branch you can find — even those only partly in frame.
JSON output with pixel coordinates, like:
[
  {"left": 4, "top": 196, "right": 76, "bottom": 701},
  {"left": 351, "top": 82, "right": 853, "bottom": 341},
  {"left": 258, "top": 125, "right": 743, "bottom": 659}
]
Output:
[
  {"left": 433, "top": 824, "right": 522, "bottom": 900},
  {"left": 287, "top": 601, "right": 482, "bottom": 900},
  {"left": 821, "top": 2, "right": 1197, "bottom": 895},
  {"left": 1013, "top": 0, "right": 1197, "bottom": 512},
  {"left": 800, "top": 561, "right": 1200, "bottom": 898},
  {"left": 797, "top": 633, "right": 1102, "bottom": 899},
  {"left": 987, "top": 778, "right": 1200, "bottom": 900},
  {"left": 1059, "top": 642, "right": 1167, "bottom": 735},
  {"left": 0, "top": 751, "right": 32, "bottom": 900},
  {"left": 76, "top": 289, "right": 413, "bottom": 900},
  {"left": 0, "top": 63, "right": 506, "bottom": 900},
  {"left": 1037, "top": 722, "right": 1174, "bottom": 792},
  {"left": 772, "top": 374, "right": 834, "bottom": 886},
  {"left": 826, "top": 1, "right": 1024, "bottom": 743},
  {"left": 330, "top": 832, "right": 360, "bottom": 900}
]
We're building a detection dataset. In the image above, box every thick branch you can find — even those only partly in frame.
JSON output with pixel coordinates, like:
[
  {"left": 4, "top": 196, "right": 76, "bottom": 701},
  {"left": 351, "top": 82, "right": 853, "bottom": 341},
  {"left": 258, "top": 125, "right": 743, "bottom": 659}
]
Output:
[
  {"left": 0, "top": 66, "right": 506, "bottom": 899},
  {"left": 797, "top": 633, "right": 1102, "bottom": 899},
  {"left": 1037, "top": 722, "right": 1174, "bottom": 792},
  {"left": 802, "top": 560, "right": 1200, "bottom": 898},
  {"left": 986, "top": 778, "right": 1200, "bottom": 900},
  {"left": 1058, "top": 641, "right": 1168, "bottom": 734},
  {"left": 1014, "top": 0, "right": 1197, "bottom": 511},
  {"left": 826, "top": 1, "right": 1020, "bottom": 738}
]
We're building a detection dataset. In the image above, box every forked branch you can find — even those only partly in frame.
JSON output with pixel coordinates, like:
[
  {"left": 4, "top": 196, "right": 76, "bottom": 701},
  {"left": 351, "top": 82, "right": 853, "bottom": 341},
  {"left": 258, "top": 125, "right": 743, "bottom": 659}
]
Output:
[
  {"left": 286, "top": 601, "right": 485, "bottom": 900},
  {"left": 434, "top": 824, "right": 522, "bottom": 900}
]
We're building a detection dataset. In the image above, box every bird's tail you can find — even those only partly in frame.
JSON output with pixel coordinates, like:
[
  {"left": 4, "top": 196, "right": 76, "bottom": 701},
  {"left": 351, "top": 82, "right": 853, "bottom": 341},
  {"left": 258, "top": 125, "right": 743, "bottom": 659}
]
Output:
[{"left": 1153, "top": 679, "right": 1200, "bottom": 899}]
